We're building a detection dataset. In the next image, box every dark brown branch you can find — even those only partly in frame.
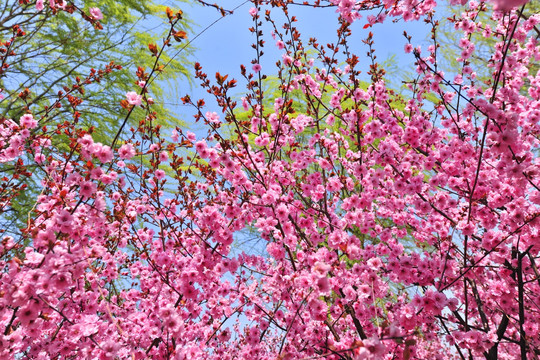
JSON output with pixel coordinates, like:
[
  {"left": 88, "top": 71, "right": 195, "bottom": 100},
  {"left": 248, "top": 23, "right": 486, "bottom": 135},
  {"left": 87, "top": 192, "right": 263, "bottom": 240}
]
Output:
[{"left": 485, "top": 314, "right": 509, "bottom": 360}]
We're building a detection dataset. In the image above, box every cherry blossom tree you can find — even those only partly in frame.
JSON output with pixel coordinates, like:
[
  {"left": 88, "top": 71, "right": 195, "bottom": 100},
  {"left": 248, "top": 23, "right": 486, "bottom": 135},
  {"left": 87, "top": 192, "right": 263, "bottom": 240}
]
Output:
[{"left": 0, "top": 0, "right": 539, "bottom": 359}]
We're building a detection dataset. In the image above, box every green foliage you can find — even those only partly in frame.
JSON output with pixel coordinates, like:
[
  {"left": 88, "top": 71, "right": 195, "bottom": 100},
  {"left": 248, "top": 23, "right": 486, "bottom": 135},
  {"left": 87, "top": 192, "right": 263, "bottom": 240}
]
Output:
[
  {"left": 438, "top": 2, "right": 539, "bottom": 81},
  {"left": 1, "top": 0, "right": 192, "bottom": 136},
  {"left": 0, "top": 0, "right": 194, "bottom": 229}
]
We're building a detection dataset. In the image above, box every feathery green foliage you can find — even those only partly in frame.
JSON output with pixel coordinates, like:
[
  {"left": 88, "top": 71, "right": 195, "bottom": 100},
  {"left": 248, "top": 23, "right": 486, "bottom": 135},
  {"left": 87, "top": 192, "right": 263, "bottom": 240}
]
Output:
[{"left": 0, "top": 0, "right": 193, "bottom": 230}]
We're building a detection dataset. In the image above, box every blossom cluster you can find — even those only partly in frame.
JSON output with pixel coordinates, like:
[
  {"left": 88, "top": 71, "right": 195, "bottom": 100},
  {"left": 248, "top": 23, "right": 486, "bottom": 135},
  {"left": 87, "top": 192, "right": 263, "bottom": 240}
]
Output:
[{"left": 0, "top": 0, "right": 538, "bottom": 359}]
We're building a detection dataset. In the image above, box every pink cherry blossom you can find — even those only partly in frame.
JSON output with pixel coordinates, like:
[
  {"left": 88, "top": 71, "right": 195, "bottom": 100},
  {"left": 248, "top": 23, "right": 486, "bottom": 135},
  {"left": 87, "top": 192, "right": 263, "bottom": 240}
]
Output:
[
  {"left": 126, "top": 91, "right": 142, "bottom": 106},
  {"left": 206, "top": 111, "right": 220, "bottom": 123},
  {"left": 79, "top": 180, "right": 96, "bottom": 199},
  {"left": 89, "top": 7, "right": 103, "bottom": 20},
  {"left": 155, "top": 169, "right": 166, "bottom": 179},
  {"left": 19, "top": 114, "right": 37, "bottom": 129},
  {"left": 159, "top": 151, "right": 168, "bottom": 162},
  {"left": 2, "top": 0, "right": 540, "bottom": 359},
  {"left": 489, "top": 0, "right": 529, "bottom": 11},
  {"left": 118, "top": 143, "right": 135, "bottom": 159}
]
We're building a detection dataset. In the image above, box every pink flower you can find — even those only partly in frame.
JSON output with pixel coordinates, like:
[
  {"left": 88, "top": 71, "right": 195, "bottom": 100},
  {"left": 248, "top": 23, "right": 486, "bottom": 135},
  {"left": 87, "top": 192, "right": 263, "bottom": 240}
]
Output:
[
  {"left": 249, "top": 7, "right": 258, "bottom": 16},
  {"left": 308, "top": 299, "right": 326, "bottom": 321},
  {"left": 276, "top": 40, "right": 285, "bottom": 50},
  {"left": 126, "top": 91, "right": 142, "bottom": 106},
  {"left": 252, "top": 63, "right": 262, "bottom": 72},
  {"left": 89, "top": 7, "right": 103, "bottom": 20},
  {"left": 313, "top": 262, "right": 331, "bottom": 277},
  {"left": 489, "top": 0, "right": 529, "bottom": 11},
  {"left": 79, "top": 181, "right": 96, "bottom": 200},
  {"left": 186, "top": 131, "right": 196, "bottom": 141},
  {"left": 101, "top": 340, "right": 119, "bottom": 358},
  {"left": 206, "top": 111, "right": 220, "bottom": 124},
  {"left": 78, "top": 134, "right": 94, "bottom": 148},
  {"left": 275, "top": 204, "right": 288, "bottom": 220},
  {"left": 195, "top": 140, "right": 208, "bottom": 157},
  {"left": 101, "top": 173, "right": 116, "bottom": 184},
  {"left": 34, "top": 153, "right": 45, "bottom": 163},
  {"left": 266, "top": 242, "right": 285, "bottom": 259},
  {"left": 404, "top": 43, "right": 413, "bottom": 53},
  {"left": 155, "top": 169, "right": 166, "bottom": 180},
  {"left": 50, "top": 0, "right": 66, "bottom": 9},
  {"left": 363, "top": 337, "right": 387, "bottom": 357},
  {"left": 159, "top": 151, "right": 168, "bottom": 162},
  {"left": 96, "top": 145, "right": 113, "bottom": 163},
  {"left": 18, "top": 301, "right": 39, "bottom": 326},
  {"left": 56, "top": 209, "right": 73, "bottom": 226},
  {"left": 118, "top": 143, "right": 135, "bottom": 159},
  {"left": 20, "top": 114, "right": 37, "bottom": 129},
  {"left": 326, "top": 176, "right": 342, "bottom": 192},
  {"left": 241, "top": 97, "right": 249, "bottom": 111},
  {"left": 24, "top": 247, "right": 44, "bottom": 265},
  {"left": 254, "top": 133, "right": 269, "bottom": 147},
  {"left": 90, "top": 167, "right": 103, "bottom": 180},
  {"left": 36, "top": 0, "right": 44, "bottom": 11}
]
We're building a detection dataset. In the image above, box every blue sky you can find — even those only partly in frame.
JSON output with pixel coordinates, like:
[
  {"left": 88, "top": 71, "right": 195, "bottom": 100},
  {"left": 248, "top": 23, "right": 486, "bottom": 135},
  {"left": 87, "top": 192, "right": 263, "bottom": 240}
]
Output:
[
  {"left": 167, "top": 0, "right": 436, "bottom": 127},
  {"left": 185, "top": 0, "right": 431, "bottom": 76}
]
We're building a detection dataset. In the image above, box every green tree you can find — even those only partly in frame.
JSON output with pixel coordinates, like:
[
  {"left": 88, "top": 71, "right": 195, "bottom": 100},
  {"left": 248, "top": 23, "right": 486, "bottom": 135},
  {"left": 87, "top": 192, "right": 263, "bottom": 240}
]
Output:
[{"left": 0, "top": 0, "right": 193, "bottom": 232}]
